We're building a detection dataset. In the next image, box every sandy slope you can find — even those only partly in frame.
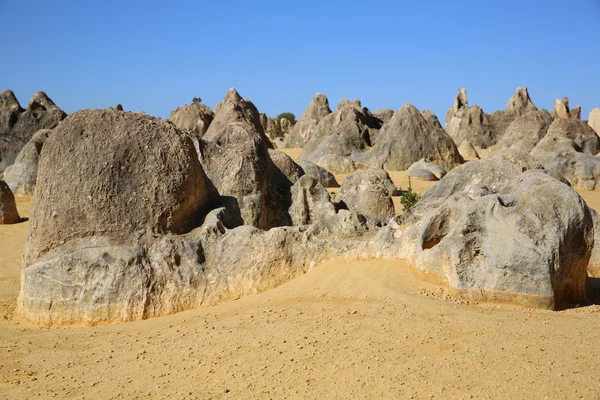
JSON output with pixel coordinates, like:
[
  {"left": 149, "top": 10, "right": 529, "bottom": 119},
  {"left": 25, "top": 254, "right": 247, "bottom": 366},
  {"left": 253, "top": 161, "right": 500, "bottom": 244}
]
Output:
[{"left": 2, "top": 160, "right": 600, "bottom": 399}]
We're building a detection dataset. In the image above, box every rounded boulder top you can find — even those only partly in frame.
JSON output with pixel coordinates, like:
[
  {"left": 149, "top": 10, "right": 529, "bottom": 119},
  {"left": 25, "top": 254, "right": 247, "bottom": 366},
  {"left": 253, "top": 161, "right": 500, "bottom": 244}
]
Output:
[{"left": 25, "top": 108, "right": 218, "bottom": 264}]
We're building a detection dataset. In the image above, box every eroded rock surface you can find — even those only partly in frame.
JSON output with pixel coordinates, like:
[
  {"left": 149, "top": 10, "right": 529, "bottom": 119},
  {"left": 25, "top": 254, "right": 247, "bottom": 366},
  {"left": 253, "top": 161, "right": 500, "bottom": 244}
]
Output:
[
  {"left": 0, "top": 90, "right": 66, "bottom": 170},
  {"left": 0, "top": 180, "right": 20, "bottom": 224}
]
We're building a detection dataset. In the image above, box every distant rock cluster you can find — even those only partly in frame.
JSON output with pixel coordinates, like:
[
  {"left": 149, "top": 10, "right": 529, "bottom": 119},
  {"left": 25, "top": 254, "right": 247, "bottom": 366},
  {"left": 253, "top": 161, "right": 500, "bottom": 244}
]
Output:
[{"left": 1, "top": 85, "right": 599, "bottom": 325}]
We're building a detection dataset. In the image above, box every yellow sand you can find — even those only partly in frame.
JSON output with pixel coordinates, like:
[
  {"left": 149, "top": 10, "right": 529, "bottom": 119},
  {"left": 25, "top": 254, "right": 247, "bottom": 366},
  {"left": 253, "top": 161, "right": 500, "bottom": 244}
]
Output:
[{"left": 2, "top": 160, "right": 600, "bottom": 398}]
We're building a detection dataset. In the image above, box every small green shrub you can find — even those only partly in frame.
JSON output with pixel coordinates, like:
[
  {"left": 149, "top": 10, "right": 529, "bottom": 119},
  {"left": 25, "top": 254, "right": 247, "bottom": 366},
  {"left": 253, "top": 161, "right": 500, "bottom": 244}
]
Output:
[
  {"left": 400, "top": 177, "right": 421, "bottom": 211},
  {"left": 192, "top": 97, "right": 202, "bottom": 104},
  {"left": 276, "top": 112, "right": 297, "bottom": 125}
]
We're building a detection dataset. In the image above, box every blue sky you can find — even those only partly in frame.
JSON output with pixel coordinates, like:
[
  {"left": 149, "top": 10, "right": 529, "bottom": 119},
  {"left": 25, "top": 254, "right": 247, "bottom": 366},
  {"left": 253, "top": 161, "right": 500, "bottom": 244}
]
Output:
[{"left": 1, "top": 0, "right": 599, "bottom": 125}]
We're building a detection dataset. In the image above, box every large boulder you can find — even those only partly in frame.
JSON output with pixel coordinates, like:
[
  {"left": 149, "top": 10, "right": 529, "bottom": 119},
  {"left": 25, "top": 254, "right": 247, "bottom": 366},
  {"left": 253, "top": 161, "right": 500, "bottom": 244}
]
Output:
[
  {"left": 299, "top": 99, "right": 373, "bottom": 174},
  {"left": 283, "top": 93, "right": 332, "bottom": 148},
  {"left": 298, "top": 160, "right": 339, "bottom": 188},
  {"left": 205, "top": 88, "right": 272, "bottom": 148},
  {"left": 362, "top": 104, "right": 463, "bottom": 171},
  {"left": 268, "top": 148, "right": 305, "bottom": 183},
  {"left": 588, "top": 108, "right": 600, "bottom": 134},
  {"left": 531, "top": 120, "right": 600, "bottom": 190},
  {"left": 0, "top": 90, "right": 66, "bottom": 171},
  {"left": 336, "top": 168, "right": 396, "bottom": 223},
  {"left": 169, "top": 103, "right": 214, "bottom": 138},
  {"left": 374, "top": 154, "right": 592, "bottom": 309},
  {"left": 24, "top": 108, "right": 219, "bottom": 265},
  {"left": 496, "top": 109, "right": 553, "bottom": 152},
  {"left": 457, "top": 141, "right": 480, "bottom": 160},
  {"left": 447, "top": 87, "right": 538, "bottom": 149},
  {"left": 420, "top": 149, "right": 542, "bottom": 206},
  {"left": 406, "top": 159, "right": 447, "bottom": 181},
  {"left": 534, "top": 118, "right": 600, "bottom": 155},
  {"left": 0, "top": 180, "right": 20, "bottom": 224},
  {"left": 199, "top": 122, "right": 292, "bottom": 230},
  {"left": 3, "top": 129, "right": 51, "bottom": 195},
  {"left": 289, "top": 175, "right": 336, "bottom": 225}
]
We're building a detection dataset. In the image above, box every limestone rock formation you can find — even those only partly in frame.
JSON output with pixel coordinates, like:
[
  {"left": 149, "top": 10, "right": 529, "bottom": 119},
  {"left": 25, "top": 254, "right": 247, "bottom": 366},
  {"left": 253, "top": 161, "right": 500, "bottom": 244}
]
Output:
[
  {"left": 0, "top": 90, "right": 66, "bottom": 171},
  {"left": 289, "top": 175, "right": 336, "bottom": 225},
  {"left": 24, "top": 109, "right": 219, "bottom": 266},
  {"left": 587, "top": 209, "right": 600, "bottom": 278},
  {"left": 421, "top": 110, "right": 443, "bottom": 129},
  {"left": 505, "top": 87, "right": 537, "bottom": 116},
  {"left": 336, "top": 168, "right": 396, "bottom": 223},
  {"left": 406, "top": 159, "right": 447, "bottom": 181},
  {"left": 362, "top": 104, "right": 463, "bottom": 171},
  {"left": 169, "top": 103, "right": 215, "bottom": 138},
  {"left": 268, "top": 149, "right": 305, "bottom": 184},
  {"left": 588, "top": 108, "right": 600, "bottom": 134},
  {"left": 447, "top": 87, "right": 539, "bottom": 149},
  {"left": 205, "top": 89, "right": 272, "bottom": 149},
  {"left": 374, "top": 153, "right": 592, "bottom": 309},
  {"left": 0, "top": 180, "right": 20, "bottom": 224},
  {"left": 298, "top": 161, "right": 339, "bottom": 188},
  {"left": 373, "top": 109, "right": 394, "bottom": 126},
  {"left": 283, "top": 93, "right": 332, "bottom": 148},
  {"left": 531, "top": 119, "right": 600, "bottom": 190},
  {"left": 299, "top": 99, "right": 374, "bottom": 174},
  {"left": 552, "top": 97, "right": 581, "bottom": 120},
  {"left": 457, "top": 141, "right": 480, "bottom": 160},
  {"left": 496, "top": 109, "right": 553, "bottom": 152},
  {"left": 445, "top": 88, "right": 469, "bottom": 140},
  {"left": 3, "top": 129, "right": 51, "bottom": 195},
  {"left": 199, "top": 122, "right": 291, "bottom": 230}
]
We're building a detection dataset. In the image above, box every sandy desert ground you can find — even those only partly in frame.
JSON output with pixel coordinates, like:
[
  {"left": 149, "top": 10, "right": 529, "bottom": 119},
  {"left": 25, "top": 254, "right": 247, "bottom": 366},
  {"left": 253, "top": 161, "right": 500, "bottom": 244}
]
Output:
[{"left": 2, "top": 158, "right": 600, "bottom": 399}]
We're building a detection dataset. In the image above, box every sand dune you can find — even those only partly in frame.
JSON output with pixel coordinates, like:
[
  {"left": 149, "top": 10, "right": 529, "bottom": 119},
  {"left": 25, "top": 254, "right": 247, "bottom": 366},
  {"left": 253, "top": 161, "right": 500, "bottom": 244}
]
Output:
[{"left": 2, "top": 176, "right": 600, "bottom": 398}]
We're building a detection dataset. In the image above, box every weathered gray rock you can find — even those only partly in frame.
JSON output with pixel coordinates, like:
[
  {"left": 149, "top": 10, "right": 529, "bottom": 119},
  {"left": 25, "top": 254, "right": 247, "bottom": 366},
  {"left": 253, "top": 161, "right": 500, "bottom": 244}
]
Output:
[
  {"left": 588, "top": 209, "right": 600, "bottom": 278},
  {"left": 199, "top": 122, "right": 291, "bottom": 230},
  {"left": 445, "top": 88, "right": 469, "bottom": 140},
  {"left": 534, "top": 118, "right": 600, "bottom": 155},
  {"left": 406, "top": 159, "right": 447, "bottom": 181},
  {"left": 0, "top": 90, "right": 66, "bottom": 171},
  {"left": 361, "top": 104, "right": 463, "bottom": 171},
  {"left": 0, "top": 180, "right": 20, "bottom": 224},
  {"left": 283, "top": 93, "right": 331, "bottom": 147},
  {"left": 448, "top": 87, "right": 538, "bottom": 149},
  {"left": 169, "top": 103, "right": 214, "bottom": 138},
  {"left": 3, "top": 129, "right": 51, "bottom": 195},
  {"left": 457, "top": 141, "right": 480, "bottom": 160},
  {"left": 451, "top": 106, "right": 497, "bottom": 149},
  {"left": 420, "top": 149, "right": 542, "bottom": 206},
  {"left": 289, "top": 175, "right": 336, "bottom": 225},
  {"left": 374, "top": 163, "right": 592, "bottom": 309},
  {"left": 373, "top": 109, "right": 394, "bottom": 125},
  {"left": 268, "top": 149, "right": 305, "bottom": 183},
  {"left": 588, "top": 108, "right": 600, "bottom": 134},
  {"left": 496, "top": 109, "right": 553, "bottom": 152},
  {"left": 205, "top": 89, "right": 272, "bottom": 149},
  {"left": 299, "top": 99, "right": 373, "bottom": 174},
  {"left": 505, "top": 87, "right": 537, "bottom": 116},
  {"left": 336, "top": 168, "right": 396, "bottom": 223},
  {"left": 531, "top": 120, "right": 600, "bottom": 190},
  {"left": 298, "top": 161, "right": 339, "bottom": 188},
  {"left": 421, "top": 110, "right": 442, "bottom": 129},
  {"left": 552, "top": 97, "right": 581, "bottom": 120},
  {"left": 24, "top": 109, "right": 219, "bottom": 266},
  {"left": 19, "top": 196, "right": 374, "bottom": 325},
  {"left": 260, "top": 114, "right": 284, "bottom": 140}
]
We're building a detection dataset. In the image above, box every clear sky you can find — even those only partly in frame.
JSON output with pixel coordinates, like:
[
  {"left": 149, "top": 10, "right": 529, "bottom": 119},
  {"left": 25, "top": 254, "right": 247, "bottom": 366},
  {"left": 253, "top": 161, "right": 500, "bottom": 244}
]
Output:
[{"left": 1, "top": 0, "right": 599, "bottom": 125}]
